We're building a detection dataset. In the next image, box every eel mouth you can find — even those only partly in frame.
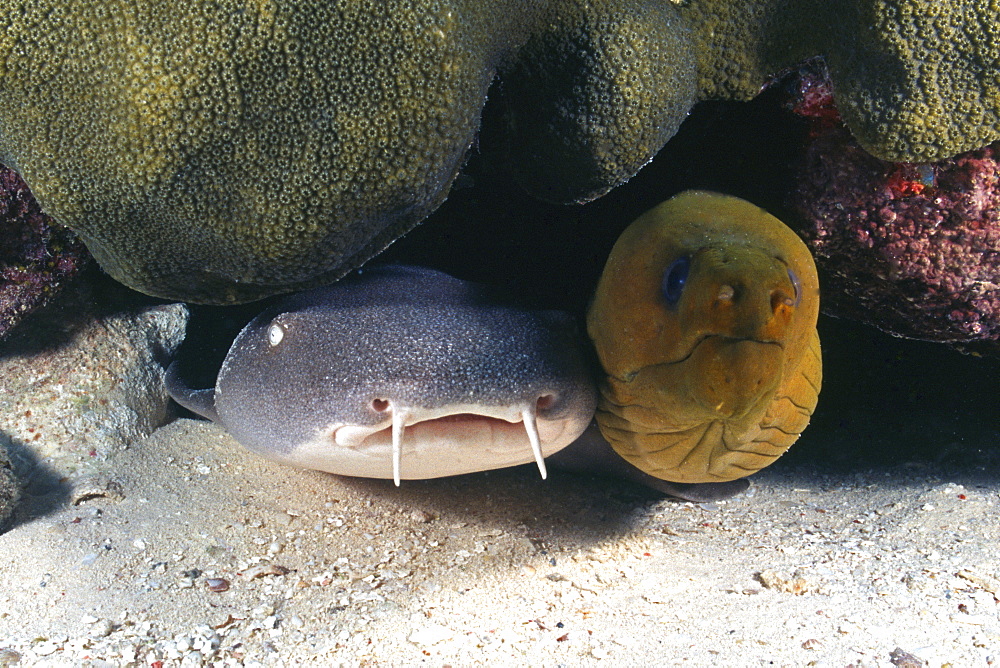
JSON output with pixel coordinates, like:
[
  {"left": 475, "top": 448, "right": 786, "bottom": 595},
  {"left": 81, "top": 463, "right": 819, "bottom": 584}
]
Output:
[
  {"left": 677, "top": 334, "right": 784, "bottom": 363},
  {"left": 328, "top": 395, "right": 579, "bottom": 485},
  {"left": 615, "top": 334, "right": 783, "bottom": 384}
]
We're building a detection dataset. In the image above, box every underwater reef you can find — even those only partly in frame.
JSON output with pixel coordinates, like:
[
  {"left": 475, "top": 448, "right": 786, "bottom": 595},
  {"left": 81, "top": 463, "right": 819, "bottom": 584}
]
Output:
[
  {"left": 786, "top": 62, "right": 1000, "bottom": 343},
  {"left": 1, "top": 0, "right": 999, "bottom": 302},
  {"left": 682, "top": 0, "right": 1000, "bottom": 163},
  {"left": 0, "top": 164, "right": 89, "bottom": 341}
]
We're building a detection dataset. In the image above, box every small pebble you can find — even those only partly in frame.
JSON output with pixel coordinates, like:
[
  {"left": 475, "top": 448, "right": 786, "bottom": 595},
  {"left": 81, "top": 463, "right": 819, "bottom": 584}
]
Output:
[
  {"left": 205, "top": 578, "right": 230, "bottom": 593},
  {"left": 32, "top": 641, "right": 58, "bottom": 656},
  {"left": 889, "top": 646, "right": 926, "bottom": 668},
  {"left": 409, "top": 510, "right": 434, "bottom": 523},
  {"left": 274, "top": 511, "right": 297, "bottom": 527},
  {"left": 251, "top": 604, "right": 275, "bottom": 620},
  {"left": 408, "top": 624, "right": 454, "bottom": 646},
  {"left": 0, "top": 648, "right": 21, "bottom": 666},
  {"left": 70, "top": 475, "right": 125, "bottom": 505},
  {"left": 88, "top": 618, "right": 114, "bottom": 638},
  {"left": 244, "top": 564, "right": 290, "bottom": 580}
]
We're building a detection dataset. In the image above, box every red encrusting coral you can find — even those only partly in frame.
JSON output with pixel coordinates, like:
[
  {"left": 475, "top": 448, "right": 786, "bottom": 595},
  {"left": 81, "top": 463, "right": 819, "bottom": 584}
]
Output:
[
  {"left": 784, "top": 62, "right": 1000, "bottom": 343},
  {"left": 0, "top": 163, "right": 89, "bottom": 341},
  {"left": 781, "top": 58, "right": 842, "bottom": 137}
]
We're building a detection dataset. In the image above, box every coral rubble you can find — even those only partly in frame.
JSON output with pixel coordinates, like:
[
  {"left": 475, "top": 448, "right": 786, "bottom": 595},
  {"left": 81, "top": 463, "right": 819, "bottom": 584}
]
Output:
[{"left": 0, "top": 164, "right": 89, "bottom": 341}]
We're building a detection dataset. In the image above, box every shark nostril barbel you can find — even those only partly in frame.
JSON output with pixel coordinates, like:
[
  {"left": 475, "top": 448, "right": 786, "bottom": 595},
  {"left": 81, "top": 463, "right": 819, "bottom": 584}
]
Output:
[
  {"left": 520, "top": 401, "right": 547, "bottom": 480},
  {"left": 391, "top": 406, "right": 409, "bottom": 487}
]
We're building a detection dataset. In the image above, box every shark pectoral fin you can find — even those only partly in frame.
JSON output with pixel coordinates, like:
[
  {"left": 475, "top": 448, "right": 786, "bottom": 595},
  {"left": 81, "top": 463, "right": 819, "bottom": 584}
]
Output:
[{"left": 164, "top": 360, "right": 220, "bottom": 422}]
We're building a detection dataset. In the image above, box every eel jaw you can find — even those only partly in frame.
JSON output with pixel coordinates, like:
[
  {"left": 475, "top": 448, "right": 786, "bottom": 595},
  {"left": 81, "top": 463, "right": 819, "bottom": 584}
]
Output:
[{"left": 326, "top": 399, "right": 561, "bottom": 485}]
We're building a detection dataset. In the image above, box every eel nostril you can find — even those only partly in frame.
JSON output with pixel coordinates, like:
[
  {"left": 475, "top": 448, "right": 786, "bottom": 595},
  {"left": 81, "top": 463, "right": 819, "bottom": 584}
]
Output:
[
  {"left": 772, "top": 289, "right": 795, "bottom": 311},
  {"left": 371, "top": 398, "right": 390, "bottom": 412}
]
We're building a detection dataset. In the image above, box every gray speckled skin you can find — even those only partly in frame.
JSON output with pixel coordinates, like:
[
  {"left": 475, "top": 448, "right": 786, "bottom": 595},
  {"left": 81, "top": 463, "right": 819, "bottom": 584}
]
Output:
[{"left": 167, "top": 265, "right": 598, "bottom": 480}]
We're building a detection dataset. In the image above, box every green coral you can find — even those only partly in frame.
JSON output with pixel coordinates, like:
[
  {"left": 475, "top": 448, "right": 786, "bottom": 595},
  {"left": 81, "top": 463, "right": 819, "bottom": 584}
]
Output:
[
  {"left": 0, "top": 1, "right": 536, "bottom": 302},
  {"left": 500, "top": 0, "right": 697, "bottom": 204},
  {"left": 676, "top": 0, "right": 817, "bottom": 101},
  {"left": 1, "top": 0, "right": 999, "bottom": 302},
  {"left": 678, "top": 0, "right": 1000, "bottom": 162},
  {"left": 822, "top": 0, "right": 1000, "bottom": 162}
]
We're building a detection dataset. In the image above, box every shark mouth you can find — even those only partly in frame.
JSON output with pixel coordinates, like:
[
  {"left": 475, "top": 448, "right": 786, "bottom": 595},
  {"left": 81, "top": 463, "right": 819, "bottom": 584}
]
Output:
[{"left": 330, "top": 395, "right": 560, "bottom": 486}]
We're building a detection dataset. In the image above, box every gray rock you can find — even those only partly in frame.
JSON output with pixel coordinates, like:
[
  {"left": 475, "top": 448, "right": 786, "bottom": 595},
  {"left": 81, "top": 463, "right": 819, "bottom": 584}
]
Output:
[
  {"left": 0, "top": 441, "right": 19, "bottom": 529},
  {"left": 0, "top": 274, "right": 188, "bottom": 497}
]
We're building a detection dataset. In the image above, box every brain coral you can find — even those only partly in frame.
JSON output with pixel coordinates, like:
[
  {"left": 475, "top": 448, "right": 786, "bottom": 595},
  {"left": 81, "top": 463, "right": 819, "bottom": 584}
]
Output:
[
  {"left": 679, "top": 0, "right": 1000, "bottom": 163},
  {"left": 1, "top": 0, "right": 999, "bottom": 302},
  {"left": 500, "top": 0, "right": 696, "bottom": 204},
  {"left": 0, "top": 1, "right": 536, "bottom": 302}
]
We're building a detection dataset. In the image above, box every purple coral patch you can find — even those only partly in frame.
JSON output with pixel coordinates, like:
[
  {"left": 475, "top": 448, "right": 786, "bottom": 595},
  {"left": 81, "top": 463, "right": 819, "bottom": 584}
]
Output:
[
  {"left": 787, "top": 64, "right": 1000, "bottom": 343},
  {"left": 0, "top": 164, "right": 89, "bottom": 341}
]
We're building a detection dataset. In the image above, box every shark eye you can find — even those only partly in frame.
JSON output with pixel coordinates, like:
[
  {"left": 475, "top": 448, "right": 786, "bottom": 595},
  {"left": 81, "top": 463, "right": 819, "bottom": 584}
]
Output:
[
  {"left": 661, "top": 256, "right": 690, "bottom": 305},
  {"left": 787, "top": 268, "right": 802, "bottom": 307},
  {"left": 267, "top": 323, "right": 285, "bottom": 346}
]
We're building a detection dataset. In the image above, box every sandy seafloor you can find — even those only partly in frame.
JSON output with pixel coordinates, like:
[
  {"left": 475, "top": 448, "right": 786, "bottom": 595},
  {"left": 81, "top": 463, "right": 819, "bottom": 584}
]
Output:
[
  {"left": 1, "top": 312, "right": 999, "bottom": 667},
  {"left": 0, "top": 419, "right": 998, "bottom": 667}
]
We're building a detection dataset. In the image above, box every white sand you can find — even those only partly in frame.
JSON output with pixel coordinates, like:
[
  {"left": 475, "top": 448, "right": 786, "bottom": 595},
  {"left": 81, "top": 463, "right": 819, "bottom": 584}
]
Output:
[{"left": 1, "top": 417, "right": 997, "bottom": 666}]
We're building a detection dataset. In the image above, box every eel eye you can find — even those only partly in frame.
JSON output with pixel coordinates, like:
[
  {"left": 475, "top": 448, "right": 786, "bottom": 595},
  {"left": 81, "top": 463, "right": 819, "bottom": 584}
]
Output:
[
  {"left": 267, "top": 323, "right": 285, "bottom": 346},
  {"left": 787, "top": 268, "right": 802, "bottom": 307},
  {"left": 661, "top": 256, "right": 690, "bottom": 305}
]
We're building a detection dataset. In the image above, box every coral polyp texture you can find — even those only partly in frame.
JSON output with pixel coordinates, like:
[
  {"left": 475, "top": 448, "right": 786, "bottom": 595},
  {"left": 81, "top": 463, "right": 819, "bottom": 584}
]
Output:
[
  {"left": 0, "top": 1, "right": 534, "bottom": 303},
  {"left": 500, "top": 0, "right": 696, "bottom": 204},
  {"left": 1, "top": 0, "right": 999, "bottom": 302},
  {"left": 787, "top": 66, "right": 1000, "bottom": 343},
  {"left": 0, "top": 164, "right": 89, "bottom": 341},
  {"left": 681, "top": 0, "right": 1000, "bottom": 163}
]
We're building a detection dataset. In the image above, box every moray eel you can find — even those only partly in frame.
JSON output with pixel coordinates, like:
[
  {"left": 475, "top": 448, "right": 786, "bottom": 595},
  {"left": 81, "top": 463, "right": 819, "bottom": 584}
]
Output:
[
  {"left": 166, "top": 265, "right": 597, "bottom": 484},
  {"left": 586, "top": 190, "right": 822, "bottom": 484}
]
